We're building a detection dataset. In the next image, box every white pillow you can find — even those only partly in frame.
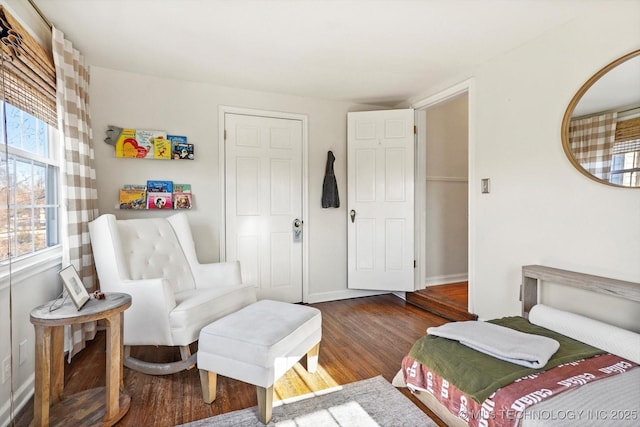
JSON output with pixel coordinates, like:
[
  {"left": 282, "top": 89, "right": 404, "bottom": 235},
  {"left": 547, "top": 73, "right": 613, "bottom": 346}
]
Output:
[{"left": 529, "top": 304, "right": 640, "bottom": 364}]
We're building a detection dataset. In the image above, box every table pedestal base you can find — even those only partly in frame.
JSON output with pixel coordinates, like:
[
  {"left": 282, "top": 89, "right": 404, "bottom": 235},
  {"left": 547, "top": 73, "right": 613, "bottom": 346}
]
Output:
[{"left": 30, "top": 387, "right": 130, "bottom": 427}]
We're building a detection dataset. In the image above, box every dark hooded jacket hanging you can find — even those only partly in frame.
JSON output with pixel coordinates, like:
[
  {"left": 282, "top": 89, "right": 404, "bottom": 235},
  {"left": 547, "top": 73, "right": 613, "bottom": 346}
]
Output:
[{"left": 322, "top": 151, "right": 340, "bottom": 208}]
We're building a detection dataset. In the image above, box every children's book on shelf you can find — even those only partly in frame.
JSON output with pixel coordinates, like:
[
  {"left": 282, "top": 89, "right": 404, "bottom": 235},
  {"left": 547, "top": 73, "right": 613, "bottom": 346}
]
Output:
[
  {"left": 115, "top": 128, "right": 166, "bottom": 159},
  {"left": 123, "top": 184, "right": 147, "bottom": 191},
  {"left": 153, "top": 138, "right": 172, "bottom": 159},
  {"left": 173, "top": 183, "right": 191, "bottom": 193},
  {"left": 172, "top": 141, "right": 194, "bottom": 160},
  {"left": 136, "top": 130, "right": 167, "bottom": 159},
  {"left": 115, "top": 128, "right": 140, "bottom": 158},
  {"left": 146, "top": 180, "right": 173, "bottom": 193},
  {"left": 147, "top": 192, "right": 173, "bottom": 209},
  {"left": 119, "top": 188, "right": 147, "bottom": 209},
  {"left": 167, "top": 135, "right": 187, "bottom": 145},
  {"left": 173, "top": 192, "right": 192, "bottom": 209}
]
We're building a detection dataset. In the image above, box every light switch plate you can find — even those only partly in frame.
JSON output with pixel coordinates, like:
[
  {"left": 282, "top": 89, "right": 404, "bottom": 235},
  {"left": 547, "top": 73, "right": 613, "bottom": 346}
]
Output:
[
  {"left": 19, "top": 340, "right": 27, "bottom": 365},
  {"left": 481, "top": 178, "right": 490, "bottom": 194}
]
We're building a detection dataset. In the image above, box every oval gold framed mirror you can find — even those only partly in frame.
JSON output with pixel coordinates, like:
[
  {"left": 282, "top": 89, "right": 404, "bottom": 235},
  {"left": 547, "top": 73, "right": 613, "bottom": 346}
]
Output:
[{"left": 561, "top": 49, "right": 640, "bottom": 188}]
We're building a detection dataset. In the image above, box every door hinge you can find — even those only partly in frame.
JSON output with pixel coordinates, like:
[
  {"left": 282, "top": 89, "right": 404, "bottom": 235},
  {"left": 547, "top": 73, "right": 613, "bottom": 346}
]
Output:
[
  {"left": 224, "top": 129, "right": 227, "bottom": 140},
  {"left": 413, "top": 260, "right": 416, "bottom": 268},
  {"left": 413, "top": 125, "right": 417, "bottom": 134}
]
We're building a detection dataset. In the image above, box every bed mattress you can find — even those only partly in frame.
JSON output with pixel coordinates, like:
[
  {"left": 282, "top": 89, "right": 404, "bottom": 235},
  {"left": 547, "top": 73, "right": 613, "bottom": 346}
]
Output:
[
  {"left": 404, "top": 358, "right": 639, "bottom": 426},
  {"left": 398, "top": 303, "right": 640, "bottom": 426}
]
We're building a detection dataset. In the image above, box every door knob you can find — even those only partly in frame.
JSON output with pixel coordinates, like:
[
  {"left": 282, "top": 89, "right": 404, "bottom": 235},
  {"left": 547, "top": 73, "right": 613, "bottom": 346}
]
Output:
[
  {"left": 293, "top": 218, "right": 302, "bottom": 242},
  {"left": 350, "top": 210, "right": 356, "bottom": 223}
]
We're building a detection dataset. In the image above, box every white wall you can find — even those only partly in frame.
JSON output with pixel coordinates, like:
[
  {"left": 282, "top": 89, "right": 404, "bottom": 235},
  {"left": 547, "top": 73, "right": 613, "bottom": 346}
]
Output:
[
  {"left": 90, "top": 68, "right": 385, "bottom": 303},
  {"left": 424, "top": 94, "right": 468, "bottom": 285},
  {"left": 468, "top": 2, "right": 640, "bottom": 329}
]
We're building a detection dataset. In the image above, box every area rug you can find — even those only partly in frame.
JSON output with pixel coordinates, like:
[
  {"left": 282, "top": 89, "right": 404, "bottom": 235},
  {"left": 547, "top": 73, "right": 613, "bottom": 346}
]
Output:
[{"left": 178, "top": 375, "right": 438, "bottom": 426}]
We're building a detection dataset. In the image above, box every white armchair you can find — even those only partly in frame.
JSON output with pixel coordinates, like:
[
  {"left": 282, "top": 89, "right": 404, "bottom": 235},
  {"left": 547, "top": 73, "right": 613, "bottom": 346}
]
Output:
[{"left": 88, "top": 212, "right": 257, "bottom": 375}]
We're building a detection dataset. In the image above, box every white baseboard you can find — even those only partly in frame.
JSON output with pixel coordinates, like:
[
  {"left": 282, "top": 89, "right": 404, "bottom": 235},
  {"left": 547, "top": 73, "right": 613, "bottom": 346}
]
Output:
[
  {"left": 1, "top": 373, "right": 34, "bottom": 427},
  {"left": 424, "top": 273, "right": 468, "bottom": 287},
  {"left": 306, "top": 288, "right": 387, "bottom": 304},
  {"left": 392, "top": 292, "right": 406, "bottom": 300}
]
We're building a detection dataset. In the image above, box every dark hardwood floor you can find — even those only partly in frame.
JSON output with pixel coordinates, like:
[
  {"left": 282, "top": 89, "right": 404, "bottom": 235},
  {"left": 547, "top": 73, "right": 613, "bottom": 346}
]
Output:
[
  {"left": 13, "top": 294, "right": 451, "bottom": 427},
  {"left": 407, "top": 282, "right": 477, "bottom": 321}
]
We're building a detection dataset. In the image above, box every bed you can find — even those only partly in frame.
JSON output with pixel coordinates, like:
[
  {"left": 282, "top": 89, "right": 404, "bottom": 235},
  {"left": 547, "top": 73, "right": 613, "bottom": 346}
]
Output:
[{"left": 395, "top": 265, "right": 640, "bottom": 427}]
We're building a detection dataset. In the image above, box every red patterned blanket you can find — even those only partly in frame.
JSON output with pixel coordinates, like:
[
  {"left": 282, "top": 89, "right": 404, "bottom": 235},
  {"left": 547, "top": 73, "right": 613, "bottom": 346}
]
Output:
[{"left": 402, "top": 353, "right": 637, "bottom": 427}]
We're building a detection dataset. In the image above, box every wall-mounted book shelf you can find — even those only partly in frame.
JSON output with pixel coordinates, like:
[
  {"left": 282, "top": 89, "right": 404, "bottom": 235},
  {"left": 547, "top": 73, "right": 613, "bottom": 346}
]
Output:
[
  {"left": 104, "top": 126, "right": 195, "bottom": 160},
  {"left": 119, "top": 181, "right": 192, "bottom": 210}
]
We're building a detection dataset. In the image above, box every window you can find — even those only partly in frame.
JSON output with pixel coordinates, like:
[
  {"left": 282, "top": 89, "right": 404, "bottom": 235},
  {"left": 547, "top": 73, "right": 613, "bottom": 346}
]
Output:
[
  {"left": 0, "top": 101, "right": 60, "bottom": 262},
  {"left": 0, "top": 6, "right": 59, "bottom": 263},
  {"left": 610, "top": 146, "right": 640, "bottom": 187},
  {"left": 611, "top": 116, "right": 640, "bottom": 187}
]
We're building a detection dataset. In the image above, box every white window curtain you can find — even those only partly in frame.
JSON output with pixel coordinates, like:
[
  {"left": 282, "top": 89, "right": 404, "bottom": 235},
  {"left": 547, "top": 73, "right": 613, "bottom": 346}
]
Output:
[
  {"left": 52, "top": 27, "right": 99, "bottom": 360},
  {"left": 568, "top": 112, "right": 617, "bottom": 181}
]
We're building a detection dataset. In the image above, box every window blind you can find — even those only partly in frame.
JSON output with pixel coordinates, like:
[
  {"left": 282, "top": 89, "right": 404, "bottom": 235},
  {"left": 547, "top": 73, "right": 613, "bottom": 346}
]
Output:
[
  {"left": 0, "top": 6, "right": 56, "bottom": 127},
  {"left": 615, "top": 116, "right": 640, "bottom": 143},
  {"left": 613, "top": 116, "right": 640, "bottom": 155}
]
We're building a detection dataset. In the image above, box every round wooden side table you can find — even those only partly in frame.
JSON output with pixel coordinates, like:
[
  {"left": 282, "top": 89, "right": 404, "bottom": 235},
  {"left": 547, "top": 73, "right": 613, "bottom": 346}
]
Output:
[{"left": 30, "top": 292, "right": 132, "bottom": 427}]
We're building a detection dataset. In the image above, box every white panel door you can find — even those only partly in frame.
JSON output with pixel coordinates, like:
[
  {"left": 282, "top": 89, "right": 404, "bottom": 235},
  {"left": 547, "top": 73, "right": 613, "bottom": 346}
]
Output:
[
  {"left": 347, "top": 109, "right": 415, "bottom": 291},
  {"left": 225, "top": 113, "right": 303, "bottom": 302}
]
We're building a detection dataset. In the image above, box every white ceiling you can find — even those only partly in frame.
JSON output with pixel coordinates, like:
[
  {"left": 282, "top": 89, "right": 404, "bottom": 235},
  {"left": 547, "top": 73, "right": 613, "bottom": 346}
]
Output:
[
  {"left": 573, "top": 54, "right": 640, "bottom": 117},
  {"left": 33, "top": 0, "right": 616, "bottom": 106}
]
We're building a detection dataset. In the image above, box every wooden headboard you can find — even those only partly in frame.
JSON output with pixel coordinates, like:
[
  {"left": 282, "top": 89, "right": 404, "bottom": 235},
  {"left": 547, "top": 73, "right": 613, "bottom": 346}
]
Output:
[{"left": 521, "top": 265, "right": 640, "bottom": 318}]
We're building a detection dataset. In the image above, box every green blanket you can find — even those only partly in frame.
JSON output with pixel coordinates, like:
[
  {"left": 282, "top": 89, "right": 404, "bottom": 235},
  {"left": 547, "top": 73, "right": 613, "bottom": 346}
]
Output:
[{"left": 408, "top": 316, "right": 604, "bottom": 403}]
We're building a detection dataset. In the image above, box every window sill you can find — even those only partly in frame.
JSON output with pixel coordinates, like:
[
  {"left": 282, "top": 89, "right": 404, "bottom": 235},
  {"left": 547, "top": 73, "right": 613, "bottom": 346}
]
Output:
[{"left": 0, "top": 246, "right": 63, "bottom": 291}]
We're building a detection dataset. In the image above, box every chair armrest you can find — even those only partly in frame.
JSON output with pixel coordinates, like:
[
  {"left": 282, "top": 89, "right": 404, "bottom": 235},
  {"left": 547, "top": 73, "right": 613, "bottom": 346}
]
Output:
[
  {"left": 105, "top": 278, "right": 177, "bottom": 346},
  {"left": 192, "top": 260, "right": 244, "bottom": 288}
]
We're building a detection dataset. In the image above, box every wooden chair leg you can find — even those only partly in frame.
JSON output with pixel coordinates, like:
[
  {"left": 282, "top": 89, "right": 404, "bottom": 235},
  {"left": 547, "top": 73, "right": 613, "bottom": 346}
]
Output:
[
  {"left": 180, "top": 345, "right": 191, "bottom": 360},
  {"left": 180, "top": 345, "right": 196, "bottom": 370},
  {"left": 306, "top": 342, "right": 320, "bottom": 373},
  {"left": 199, "top": 370, "right": 217, "bottom": 404},
  {"left": 256, "top": 385, "right": 273, "bottom": 424}
]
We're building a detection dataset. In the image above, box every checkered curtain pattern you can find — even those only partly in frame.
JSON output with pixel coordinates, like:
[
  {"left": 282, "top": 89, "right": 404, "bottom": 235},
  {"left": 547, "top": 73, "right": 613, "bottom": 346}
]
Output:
[
  {"left": 52, "top": 27, "right": 99, "bottom": 359},
  {"left": 568, "top": 112, "right": 617, "bottom": 181}
]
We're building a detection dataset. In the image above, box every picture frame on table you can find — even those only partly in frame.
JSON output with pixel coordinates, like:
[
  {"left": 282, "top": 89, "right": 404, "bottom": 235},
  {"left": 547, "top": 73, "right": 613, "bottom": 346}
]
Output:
[{"left": 59, "top": 265, "right": 90, "bottom": 310}]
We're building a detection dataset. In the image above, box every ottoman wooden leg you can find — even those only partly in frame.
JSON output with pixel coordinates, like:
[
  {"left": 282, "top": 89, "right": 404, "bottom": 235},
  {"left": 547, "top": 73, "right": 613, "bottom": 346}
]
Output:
[
  {"left": 199, "top": 370, "right": 217, "bottom": 404},
  {"left": 256, "top": 385, "right": 273, "bottom": 424},
  {"left": 306, "top": 342, "right": 320, "bottom": 373}
]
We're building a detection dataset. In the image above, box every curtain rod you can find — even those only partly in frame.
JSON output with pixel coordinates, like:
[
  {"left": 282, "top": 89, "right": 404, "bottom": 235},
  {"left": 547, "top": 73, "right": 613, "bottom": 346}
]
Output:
[
  {"left": 27, "top": 0, "right": 52, "bottom": 29},
  {"left": 573, "top": 103, "right": 640, "bottom": 121}
]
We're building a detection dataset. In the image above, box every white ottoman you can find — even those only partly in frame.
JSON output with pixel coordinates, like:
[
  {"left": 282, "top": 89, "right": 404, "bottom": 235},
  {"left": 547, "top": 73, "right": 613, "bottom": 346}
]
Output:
[{"left": 197, "top": 300, "right": 322, "bottom": 424}]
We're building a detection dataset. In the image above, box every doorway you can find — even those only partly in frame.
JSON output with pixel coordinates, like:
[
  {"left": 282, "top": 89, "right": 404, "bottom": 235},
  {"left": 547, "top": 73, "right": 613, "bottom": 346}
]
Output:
[
  {"left": 424, "top": 94, "right": 468, "bottom": 285},
  {"left": 219, "top": 107, "right": 308, "bottom": 303},
  {"left": 414, "top": 79, "right": 474, "bottom": 313}
]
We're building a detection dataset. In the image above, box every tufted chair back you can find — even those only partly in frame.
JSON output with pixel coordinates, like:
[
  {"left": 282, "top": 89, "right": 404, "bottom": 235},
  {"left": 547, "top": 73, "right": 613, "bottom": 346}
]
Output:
[{"left": 115, "top": 216, "right": 195, "bottom": 292}]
